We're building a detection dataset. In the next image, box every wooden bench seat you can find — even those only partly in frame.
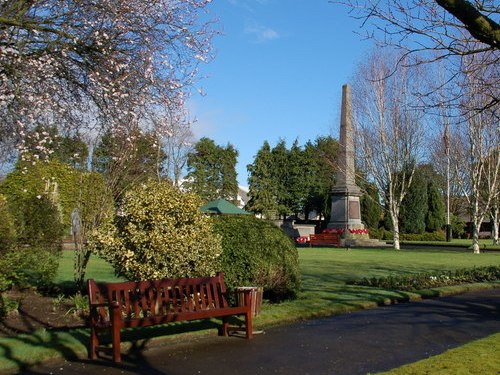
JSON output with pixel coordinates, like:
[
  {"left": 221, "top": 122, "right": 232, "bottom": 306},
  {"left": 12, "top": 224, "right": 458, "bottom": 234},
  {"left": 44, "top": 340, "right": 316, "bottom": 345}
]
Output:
[
  {"left": 309, "top": 233, "right": 341, "bottom": 247},
  {"left": 87, "top": 272, "right": 253, "bottom": 362}
]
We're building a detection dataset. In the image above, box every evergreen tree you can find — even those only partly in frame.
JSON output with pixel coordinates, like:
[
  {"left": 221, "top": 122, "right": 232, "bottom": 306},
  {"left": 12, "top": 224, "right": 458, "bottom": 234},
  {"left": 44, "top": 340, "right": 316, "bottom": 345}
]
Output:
[
  {"left": 247, "top": 141, "right": 278, "bottom": 218},
  {"left": 360, "top": 181, "right": 382, "bottom": 230},
  {"left": 303, "top": 137, "right": 338, "bottom": 220},
  {"left": 287, "top": 140, "right": 307, "bottom": 216},
  {"left": 185, "top": 138, "right": 239, "bottom": 203},
  {"left": 400, "top": 169, "right": 428, "bottom": 234},
  {"left": 426, "top": 179, "right": 446, "bottom": 232},
  {"left": 220, "top": 144, "right": 239, "bottom": 203},
  {"left": 271, "top": 140, "right": 291, "bottom": 219}
]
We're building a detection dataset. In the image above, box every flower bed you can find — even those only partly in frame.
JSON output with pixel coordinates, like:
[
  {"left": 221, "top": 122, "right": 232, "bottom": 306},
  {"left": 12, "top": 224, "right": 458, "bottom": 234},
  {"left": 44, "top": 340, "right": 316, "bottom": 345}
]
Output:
[{"left": 322, "top": 228, "right": 369, "bottom": 235}]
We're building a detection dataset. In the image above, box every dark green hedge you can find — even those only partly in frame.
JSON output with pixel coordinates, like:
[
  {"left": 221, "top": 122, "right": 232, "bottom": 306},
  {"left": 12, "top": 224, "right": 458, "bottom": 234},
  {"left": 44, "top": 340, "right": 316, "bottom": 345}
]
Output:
[
  {"left": 347, "top": 266, "right": 500, "bottom": 291},
  {"left": 212, "top": 216, "right": 300, "bottom": 302}
]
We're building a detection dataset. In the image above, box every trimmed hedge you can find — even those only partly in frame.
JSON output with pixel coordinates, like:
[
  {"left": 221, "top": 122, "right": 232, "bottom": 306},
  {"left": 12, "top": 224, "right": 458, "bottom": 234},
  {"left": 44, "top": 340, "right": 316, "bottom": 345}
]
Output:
[
  {"left": 347, "top": 266, "right": 500, "bottom": 291},
  {"left": 400, "top": 231, "right": 446, "bottom": 241},
  {"left": 212, "top": 216, "right": 300, "bottom": 302}
]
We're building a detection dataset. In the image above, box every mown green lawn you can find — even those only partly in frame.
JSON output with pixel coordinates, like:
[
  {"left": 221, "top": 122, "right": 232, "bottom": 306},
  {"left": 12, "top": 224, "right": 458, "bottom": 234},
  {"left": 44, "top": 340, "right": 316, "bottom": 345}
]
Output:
[{"left": 0, "top": 247, "right": 499, "bottom": 373}]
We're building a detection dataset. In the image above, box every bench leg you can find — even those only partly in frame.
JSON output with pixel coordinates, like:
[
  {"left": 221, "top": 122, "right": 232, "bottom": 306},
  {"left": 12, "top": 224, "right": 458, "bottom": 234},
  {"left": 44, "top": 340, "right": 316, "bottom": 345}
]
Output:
[
  {"left": 221, "top": 317, "right": 229, "bottom": 337},
  {"left": 245, "top": 311, "right": 253, "bottom": 339},
  {"left": 111, "top": 325, "right": 121, "bottom": 363},
  {"left": 89, "top": 326, "right": 99, "bottom": 360}
]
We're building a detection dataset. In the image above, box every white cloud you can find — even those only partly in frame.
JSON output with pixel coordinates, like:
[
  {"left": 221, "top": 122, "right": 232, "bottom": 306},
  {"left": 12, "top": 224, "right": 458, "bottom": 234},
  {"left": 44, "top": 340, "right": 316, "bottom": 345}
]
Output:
[{"left": 244, "top": 21, "right": 280, "bottom": 43}]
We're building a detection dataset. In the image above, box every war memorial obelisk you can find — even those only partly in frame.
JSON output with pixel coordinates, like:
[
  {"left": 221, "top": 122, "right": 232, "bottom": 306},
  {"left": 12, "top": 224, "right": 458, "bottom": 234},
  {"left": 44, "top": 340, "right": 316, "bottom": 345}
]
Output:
[{"left": 328, "top": 84, "right": 368, "bottom": 245}]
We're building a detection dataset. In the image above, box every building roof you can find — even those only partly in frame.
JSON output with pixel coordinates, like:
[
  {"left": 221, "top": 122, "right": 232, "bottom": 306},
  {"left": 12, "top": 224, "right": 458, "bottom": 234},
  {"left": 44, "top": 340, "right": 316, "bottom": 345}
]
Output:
[{"left": 200, "top": 198, "right": 251, "bottom": 215}]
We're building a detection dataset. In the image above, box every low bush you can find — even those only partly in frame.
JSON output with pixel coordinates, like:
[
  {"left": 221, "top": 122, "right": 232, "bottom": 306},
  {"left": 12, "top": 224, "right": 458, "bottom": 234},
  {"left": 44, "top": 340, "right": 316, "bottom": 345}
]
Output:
[
  {"left": 21, "top": 195, "right": 64, "bottom": 249},
  {"left": 400, "top": 231, "right": 446, "bottom": 241},
  {"left": 212, "top": 216, "right": 300, "bottom": 302},
  {"left": 347, "top": 265, "right": 500, "bottom": 291},
  {"left": 89, "top": 180, "right": 222, "bottom": 280},
  {"left": 0, "top": 247, "right": 61, "bottom": 292}
]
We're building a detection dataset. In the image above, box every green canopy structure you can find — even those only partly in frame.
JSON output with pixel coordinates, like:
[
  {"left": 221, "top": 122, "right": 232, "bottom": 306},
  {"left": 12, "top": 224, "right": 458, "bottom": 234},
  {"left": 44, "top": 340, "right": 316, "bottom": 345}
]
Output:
[{"left": 200, "top": 198, "right": 251, "bottom": 215}]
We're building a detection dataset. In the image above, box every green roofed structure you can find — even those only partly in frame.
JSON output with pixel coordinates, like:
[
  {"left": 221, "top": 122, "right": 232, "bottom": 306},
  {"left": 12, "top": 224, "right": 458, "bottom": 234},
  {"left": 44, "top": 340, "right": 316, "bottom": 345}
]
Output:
[{"left": 200, "top": 198, "right": 251, "bottom": 215}]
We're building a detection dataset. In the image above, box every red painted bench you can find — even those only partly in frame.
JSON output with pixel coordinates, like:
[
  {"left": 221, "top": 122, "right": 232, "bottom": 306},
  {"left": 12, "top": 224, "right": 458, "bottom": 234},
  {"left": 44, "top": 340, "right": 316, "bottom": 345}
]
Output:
[
  {"left": 309, "top": 233, "right": 341, "bottom": 247},
  {"left": 87, "top": 272, "right": 253, "bottom": 362}
]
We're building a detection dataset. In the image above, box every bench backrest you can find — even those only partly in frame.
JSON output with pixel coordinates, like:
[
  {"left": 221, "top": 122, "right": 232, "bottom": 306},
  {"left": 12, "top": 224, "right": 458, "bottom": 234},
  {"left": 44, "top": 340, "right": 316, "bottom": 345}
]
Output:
[
  {"left": 310, "top": 233, "right": 340, "bottom": 241},
  {"left": 88, "top": 272, "right": 231, "bottom": 321}
]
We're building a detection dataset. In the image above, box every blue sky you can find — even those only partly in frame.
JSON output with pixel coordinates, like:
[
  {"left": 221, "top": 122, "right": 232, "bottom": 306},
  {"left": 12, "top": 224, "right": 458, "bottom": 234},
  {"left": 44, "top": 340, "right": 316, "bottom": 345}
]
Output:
[{"left": 189, "top": 0, "right": 371, "bottom": 186}]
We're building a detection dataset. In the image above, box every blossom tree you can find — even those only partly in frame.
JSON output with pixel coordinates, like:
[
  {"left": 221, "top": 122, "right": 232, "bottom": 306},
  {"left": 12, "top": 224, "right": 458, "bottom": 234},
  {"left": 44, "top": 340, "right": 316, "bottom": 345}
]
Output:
[{"left": 1, "top": 0, "right": 216, "bottom": 164}]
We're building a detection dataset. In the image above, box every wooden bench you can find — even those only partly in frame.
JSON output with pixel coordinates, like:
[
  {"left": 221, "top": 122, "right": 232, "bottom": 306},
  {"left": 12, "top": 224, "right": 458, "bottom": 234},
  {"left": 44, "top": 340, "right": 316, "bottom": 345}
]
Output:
[
  {"left": 87, "top": 272, "right": 253, "bottom": 362},
  {"left": 309, "top": 233, "right": 341, "bottom": 247}
]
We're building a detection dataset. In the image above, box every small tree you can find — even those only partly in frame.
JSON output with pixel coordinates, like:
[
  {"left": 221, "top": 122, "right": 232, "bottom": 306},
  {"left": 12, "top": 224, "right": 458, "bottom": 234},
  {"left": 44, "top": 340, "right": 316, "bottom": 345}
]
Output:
[
  {"left": 400, "top": 169, "right": 428, "bottom": 234},
  {"left": 426, "top": 179, "right": 446, "bottom": 232},
  {"left": 89, "top": 180, "right": 222, "bottom": 280}
]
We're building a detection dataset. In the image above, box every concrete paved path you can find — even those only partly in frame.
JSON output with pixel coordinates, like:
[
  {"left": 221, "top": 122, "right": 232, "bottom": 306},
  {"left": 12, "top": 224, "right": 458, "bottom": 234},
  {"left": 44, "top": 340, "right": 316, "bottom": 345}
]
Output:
[{"left": 23, "top": 288, "right": 500, "bottom": 375}]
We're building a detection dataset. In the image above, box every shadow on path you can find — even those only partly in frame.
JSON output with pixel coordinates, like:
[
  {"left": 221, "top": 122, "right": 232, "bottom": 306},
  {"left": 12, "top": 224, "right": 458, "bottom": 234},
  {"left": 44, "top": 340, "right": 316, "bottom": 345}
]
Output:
[{"left": 19, "top": 288, "right": 500, "bottom": 375}]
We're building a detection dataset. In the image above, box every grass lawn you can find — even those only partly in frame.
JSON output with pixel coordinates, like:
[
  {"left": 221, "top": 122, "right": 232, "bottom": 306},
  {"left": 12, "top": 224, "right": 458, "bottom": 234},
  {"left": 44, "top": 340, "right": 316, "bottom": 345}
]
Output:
[
  {"left": 400, "top": 238, "right": 500, "bottom": 251},
  {"left": 377, "top": 332, "right": 500, "bottom": 375},
  {"left": 0, "top": 247, "right": 499, "bottom": 373}
]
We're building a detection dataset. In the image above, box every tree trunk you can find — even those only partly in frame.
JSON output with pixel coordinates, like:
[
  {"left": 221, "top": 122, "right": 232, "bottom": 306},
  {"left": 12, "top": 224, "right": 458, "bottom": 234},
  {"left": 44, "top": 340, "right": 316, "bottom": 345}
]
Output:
[
  {"left": 471, "top": 222, "right": 481, "bottom": 254},
  {"left": 390, "top": 210, "right": 401, "bottom": 250},
  {"left": 492, "top": 205, "right": 499, "bottom": 246}
]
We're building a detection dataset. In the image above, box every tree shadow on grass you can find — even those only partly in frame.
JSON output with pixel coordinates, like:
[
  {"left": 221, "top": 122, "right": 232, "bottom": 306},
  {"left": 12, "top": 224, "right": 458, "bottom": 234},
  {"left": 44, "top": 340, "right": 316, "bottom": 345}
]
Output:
[{"left": 0, "top": 317, "right": 246, "bottom": 374}]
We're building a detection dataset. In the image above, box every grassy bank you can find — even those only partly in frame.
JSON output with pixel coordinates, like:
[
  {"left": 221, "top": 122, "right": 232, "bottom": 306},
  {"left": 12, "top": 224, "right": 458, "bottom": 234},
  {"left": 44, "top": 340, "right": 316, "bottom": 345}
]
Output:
[
  {"left": 377, "top": 332, "right": 500, "bottom": 375},
  {"left": 0, "top": 247, "right": 499, "bottom": 372}
]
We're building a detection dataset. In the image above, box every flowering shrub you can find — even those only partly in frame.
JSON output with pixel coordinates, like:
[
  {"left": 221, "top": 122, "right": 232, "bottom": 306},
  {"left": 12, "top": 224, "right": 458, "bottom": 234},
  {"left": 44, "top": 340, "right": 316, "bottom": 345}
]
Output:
[
  {"left": 295, "top": 236, "right": 309, "bottom": 244},
  {"left": 88, "top": 181, "right": 222, "bottom": 281},
  {"left": 348, "top": 228, "right": 369, "bottom": 235}
]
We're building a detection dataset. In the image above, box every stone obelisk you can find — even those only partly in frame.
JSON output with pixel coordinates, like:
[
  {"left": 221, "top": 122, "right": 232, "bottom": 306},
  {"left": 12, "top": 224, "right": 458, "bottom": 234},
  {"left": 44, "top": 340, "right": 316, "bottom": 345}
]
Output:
[{"left": 328, "top": 84, "right": 365, "bottom": 235}]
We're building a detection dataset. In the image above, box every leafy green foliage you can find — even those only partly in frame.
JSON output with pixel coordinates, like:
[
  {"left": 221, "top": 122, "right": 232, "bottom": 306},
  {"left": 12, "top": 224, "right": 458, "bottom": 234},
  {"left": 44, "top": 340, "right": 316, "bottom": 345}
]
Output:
[
  {"left": 0, "top": 247, "right": 61, "bottom": 292},
  {"left": 212, "top": 215, "right": 300, "bottom": 302},
  {"left": 22, "top": 195, "right": 64, "bottom": 248},
  {"left": 400, "top": 231, "right": 446, "bottom": 241},
  {"left": 348, "top": 266, "right": 500, "bottom": 291},
  {"left": 89, "top": 180, "right": 222, "bottom": 280},
  {"left": 1, "top": 159, "right": 111, "bottom": 235},
  {"left": 400, "top": 172, "right": 427, "bottom": 234},
  {"left": 247, "top": 136, "right": 338, "bottom": 220},
  {"left": 360, "top": 181, "right": 382, "bottom": 230},
  {"left": 0, "top": 194, "right": 16, "bottom": 255},
  {"left": 451, "top": 214, "right": 466, "bottom": 238},
  {"left": 426, "top": 179, "right": 445, "bottom": 231},
  {"left": 185, "top": 137, "right": 239, "bottom": 203},
  {"left": 247, "top": 141, "right": 279, "bottom": 218}
]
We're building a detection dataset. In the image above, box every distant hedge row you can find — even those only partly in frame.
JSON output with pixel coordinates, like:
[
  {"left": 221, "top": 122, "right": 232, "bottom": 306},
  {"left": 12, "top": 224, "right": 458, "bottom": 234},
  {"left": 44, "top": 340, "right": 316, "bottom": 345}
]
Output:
[{"left": 348, "top": 266, "right": 500, "bottom": 291}]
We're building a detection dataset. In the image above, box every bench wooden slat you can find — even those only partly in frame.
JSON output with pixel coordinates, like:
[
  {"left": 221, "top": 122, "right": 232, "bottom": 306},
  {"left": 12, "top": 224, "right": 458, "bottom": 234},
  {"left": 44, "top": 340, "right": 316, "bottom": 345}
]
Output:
[
  {"left": 88, "top": 272, "right": 253, "bottom": 363},
  {"left": 309, "top": 233, "right": 341, "bottom": 247}
]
